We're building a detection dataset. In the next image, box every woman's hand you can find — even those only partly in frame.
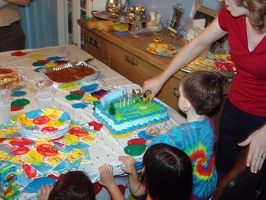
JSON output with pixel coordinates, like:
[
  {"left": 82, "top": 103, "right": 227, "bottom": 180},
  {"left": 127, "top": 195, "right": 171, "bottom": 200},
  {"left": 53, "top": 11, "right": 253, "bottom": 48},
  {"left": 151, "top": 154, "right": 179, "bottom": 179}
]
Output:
[
  {"left": 238, "top": 124, "right": 266, "bottom": 173},
  {"left": 142, "top": 75, "right": 163, "bottom": 100}
]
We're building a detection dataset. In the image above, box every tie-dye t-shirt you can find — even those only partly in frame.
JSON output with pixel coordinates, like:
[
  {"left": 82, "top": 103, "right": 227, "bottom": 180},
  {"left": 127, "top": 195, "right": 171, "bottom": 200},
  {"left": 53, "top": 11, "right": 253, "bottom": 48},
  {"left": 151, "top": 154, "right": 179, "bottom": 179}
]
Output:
[{"left": 147, "top": 118, "right": 217, "bottom": 200}]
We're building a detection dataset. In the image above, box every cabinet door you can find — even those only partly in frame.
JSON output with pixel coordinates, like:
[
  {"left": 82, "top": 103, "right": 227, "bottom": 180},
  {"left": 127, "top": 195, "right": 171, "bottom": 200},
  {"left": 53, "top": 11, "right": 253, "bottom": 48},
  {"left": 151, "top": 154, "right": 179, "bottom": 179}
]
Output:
[{"left": 85, "top": 30, "right": 109, "bottom": 65}]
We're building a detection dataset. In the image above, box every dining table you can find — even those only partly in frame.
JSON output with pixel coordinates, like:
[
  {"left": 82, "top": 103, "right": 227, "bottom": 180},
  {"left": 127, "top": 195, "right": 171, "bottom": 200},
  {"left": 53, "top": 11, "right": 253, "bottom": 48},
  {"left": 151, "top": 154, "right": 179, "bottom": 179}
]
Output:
[{"left": 0, "top": 45, "right": 186, "bottom": 200}]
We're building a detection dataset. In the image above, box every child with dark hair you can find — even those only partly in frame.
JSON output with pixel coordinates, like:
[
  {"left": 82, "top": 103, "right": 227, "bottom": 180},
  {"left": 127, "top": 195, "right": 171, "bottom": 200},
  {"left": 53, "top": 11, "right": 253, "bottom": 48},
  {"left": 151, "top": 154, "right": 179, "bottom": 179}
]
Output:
[
  {"left": 99, "top": 143, "right": 192, "bottom": 200},
  {"left": 38, "top": 171, "right": 95, "bottom": 200},
  {"left": 146, "top": 70, "right": 224, "bottom": 200}
]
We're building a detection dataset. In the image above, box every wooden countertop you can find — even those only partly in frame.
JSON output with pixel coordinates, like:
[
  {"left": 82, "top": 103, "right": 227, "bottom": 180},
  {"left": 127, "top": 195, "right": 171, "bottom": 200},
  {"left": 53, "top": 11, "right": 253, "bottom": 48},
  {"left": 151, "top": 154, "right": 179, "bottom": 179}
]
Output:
[
  {"left": 78, "top": 18, "right": 231, "bottom": 94},
  {"left": 78, "top": 18, "right": 187, "bottom": 80}
]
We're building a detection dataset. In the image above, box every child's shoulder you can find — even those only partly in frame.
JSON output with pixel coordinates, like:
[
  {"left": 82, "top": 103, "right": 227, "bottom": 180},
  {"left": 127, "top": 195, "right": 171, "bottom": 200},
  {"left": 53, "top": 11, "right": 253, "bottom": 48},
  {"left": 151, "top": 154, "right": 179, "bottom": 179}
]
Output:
[{"left": 206, "top": 116, "right": 215, "bottom": 132}]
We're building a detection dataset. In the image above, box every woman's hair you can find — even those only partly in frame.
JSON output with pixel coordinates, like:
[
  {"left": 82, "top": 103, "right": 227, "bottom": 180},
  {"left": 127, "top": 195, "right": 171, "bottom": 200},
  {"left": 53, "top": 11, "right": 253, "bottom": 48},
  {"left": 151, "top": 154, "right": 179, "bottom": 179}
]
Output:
[
  {"left": 48, "top": 171, "right": 95, "bottom": 200},
  {"left": 180, "top": 70, "right": 224, "bottom": 115},
  {"left": 142, "top": 143, "right": 192, "bottom": 200},
  {"left": 236, "top": 0, "right": 266, "bottom": 33}
]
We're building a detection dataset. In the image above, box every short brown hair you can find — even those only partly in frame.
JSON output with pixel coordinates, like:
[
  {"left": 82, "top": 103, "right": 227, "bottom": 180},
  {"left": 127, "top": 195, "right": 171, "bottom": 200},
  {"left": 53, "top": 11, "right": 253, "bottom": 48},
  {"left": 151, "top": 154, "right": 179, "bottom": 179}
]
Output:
[
  {"left": 48, "top": 171, "right": 95, "bottom": 200},
  {"left": 236, "top": 0, "right": 266, "bottom": 33},
  {"left": 180, "top": 71, "right": 224, "bottom": 115}
]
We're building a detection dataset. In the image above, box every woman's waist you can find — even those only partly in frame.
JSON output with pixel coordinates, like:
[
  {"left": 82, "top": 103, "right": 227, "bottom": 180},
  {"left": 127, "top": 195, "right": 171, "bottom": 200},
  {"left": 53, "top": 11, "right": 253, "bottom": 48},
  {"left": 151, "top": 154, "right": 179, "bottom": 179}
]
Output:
[{"left": 229, "top": 83, "right": 266, "bottom": 117}]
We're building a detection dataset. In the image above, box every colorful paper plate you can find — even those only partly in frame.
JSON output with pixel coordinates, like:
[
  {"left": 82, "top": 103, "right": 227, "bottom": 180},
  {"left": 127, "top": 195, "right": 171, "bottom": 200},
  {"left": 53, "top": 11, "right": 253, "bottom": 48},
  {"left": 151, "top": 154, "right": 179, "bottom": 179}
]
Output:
[{"left": 147, "top": 43, "right": 180, "bottom": 57}]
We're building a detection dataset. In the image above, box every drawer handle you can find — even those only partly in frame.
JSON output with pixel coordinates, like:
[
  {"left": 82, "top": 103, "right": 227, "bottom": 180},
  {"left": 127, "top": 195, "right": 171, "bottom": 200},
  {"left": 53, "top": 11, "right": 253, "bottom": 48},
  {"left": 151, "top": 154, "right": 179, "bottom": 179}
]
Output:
[
  {"left": 125, "top": 55, "right": 138, "bottom": 66},
  {"left": 173, "top": 88, "right": 179, "bottom": 97},
  {"left": 86, "top": 37, "right": 101, "bottom": 48}
]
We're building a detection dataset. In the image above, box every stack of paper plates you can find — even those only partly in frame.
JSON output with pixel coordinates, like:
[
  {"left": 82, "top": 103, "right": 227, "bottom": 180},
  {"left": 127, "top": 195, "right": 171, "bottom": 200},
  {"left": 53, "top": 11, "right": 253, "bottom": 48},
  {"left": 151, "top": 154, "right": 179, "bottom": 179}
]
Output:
[{"left": 17, "top": 109, "right": 71, "bottom": 140}]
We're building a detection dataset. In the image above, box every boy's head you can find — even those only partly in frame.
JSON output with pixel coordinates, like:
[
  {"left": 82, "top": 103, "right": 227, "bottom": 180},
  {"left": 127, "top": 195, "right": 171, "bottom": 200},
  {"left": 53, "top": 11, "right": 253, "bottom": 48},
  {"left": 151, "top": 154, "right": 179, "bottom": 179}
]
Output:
[
  {"left": 179, "top": 70, "right": 224, "bottom": 115},
  {"left": 142, "top": 143, "right": 192, "bottom": 200},
  {"left": 48, "top": 171, "right": 95, "bottom": 200}
]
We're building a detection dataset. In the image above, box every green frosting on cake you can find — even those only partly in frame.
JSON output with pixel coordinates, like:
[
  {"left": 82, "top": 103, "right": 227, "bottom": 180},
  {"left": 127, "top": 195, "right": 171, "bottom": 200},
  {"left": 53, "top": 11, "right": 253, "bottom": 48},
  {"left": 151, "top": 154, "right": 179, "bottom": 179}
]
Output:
[{"left": 106, "top": 98, "right": 163, "bottom": 122}]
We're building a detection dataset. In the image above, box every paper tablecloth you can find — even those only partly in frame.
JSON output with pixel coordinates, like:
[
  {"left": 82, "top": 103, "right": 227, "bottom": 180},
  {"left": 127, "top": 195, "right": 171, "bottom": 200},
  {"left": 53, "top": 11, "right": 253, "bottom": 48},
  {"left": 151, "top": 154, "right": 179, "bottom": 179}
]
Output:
[{"left": 0, "top": 45, "right": 186, "bottom": 199}]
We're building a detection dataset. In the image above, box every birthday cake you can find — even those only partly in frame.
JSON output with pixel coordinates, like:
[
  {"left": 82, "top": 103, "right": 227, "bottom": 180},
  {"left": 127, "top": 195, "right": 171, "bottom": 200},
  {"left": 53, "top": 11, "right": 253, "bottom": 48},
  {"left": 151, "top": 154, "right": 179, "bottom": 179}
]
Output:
[
  {"left": 93, "top": 88, "right": 169, "bottom": 134},
  {"left": 17, "top": 109, "right": 71, "bottom": 140}
]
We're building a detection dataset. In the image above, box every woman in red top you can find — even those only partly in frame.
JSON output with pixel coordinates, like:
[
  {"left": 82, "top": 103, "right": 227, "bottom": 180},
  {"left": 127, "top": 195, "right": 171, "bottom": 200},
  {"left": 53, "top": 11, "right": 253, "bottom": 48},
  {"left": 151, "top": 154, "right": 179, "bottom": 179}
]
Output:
[{"left": 143, "top": 0, "right": 266, "bottom": 176}]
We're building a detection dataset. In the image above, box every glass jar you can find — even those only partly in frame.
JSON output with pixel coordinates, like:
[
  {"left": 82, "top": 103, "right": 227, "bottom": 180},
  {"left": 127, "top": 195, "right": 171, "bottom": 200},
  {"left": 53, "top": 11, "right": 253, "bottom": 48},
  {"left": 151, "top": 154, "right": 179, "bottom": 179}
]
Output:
[{"left": 106, "top": 0, "right": 124, "bottom": 18}]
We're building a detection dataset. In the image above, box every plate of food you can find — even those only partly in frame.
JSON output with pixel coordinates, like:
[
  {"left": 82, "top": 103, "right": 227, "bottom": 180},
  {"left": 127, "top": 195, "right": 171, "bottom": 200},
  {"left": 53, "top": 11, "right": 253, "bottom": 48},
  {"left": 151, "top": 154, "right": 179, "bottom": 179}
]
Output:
[
  {"left": 147, "top": 43, "right": 180, "bottom": 57},
  {"left": 181, "top": 57, "right": 217, "bottom": 73},
  {"left": 0, "top": 68, "right": 27, "bottom": 90},
  {"left": 40, "top": 61, "right": 100, "bottom": 84}
]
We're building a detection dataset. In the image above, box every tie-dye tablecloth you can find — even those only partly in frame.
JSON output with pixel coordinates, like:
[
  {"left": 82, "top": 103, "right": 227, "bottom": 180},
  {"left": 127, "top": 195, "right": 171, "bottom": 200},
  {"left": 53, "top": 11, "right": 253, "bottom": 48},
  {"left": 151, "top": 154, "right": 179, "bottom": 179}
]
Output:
[{"left": 0, "top": 45, "right": 185, "bottom": 199}]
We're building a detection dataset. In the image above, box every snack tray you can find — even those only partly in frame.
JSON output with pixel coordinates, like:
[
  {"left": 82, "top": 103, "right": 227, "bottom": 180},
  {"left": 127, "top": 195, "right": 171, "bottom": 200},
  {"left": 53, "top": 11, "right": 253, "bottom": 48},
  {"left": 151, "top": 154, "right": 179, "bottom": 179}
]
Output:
[
  {"left": 40, "top": 61, "right": 100, "bottom": 84},
  {"left": 181, "top": 57, "right": 217, "bottom": 73}
]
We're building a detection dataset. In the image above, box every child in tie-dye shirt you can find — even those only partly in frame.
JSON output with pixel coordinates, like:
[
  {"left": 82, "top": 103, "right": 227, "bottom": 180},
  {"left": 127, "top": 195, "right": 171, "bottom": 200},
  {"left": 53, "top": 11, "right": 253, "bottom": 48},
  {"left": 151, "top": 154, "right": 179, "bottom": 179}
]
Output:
[{"left": 147, "top": 71, "right": 224, "bottom": 200}]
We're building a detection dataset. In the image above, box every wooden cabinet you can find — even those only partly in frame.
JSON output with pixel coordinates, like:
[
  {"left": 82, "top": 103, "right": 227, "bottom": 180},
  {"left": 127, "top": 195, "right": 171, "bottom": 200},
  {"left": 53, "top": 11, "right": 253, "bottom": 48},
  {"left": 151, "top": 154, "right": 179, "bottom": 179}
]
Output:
[
  {"left": 77, "top": 18, "right": 231, "bottom": 135},
  {"left": 84, "top": 30, "right": 109, "bottom": 65},
  {"left": 109, "top": 43, "right": 161, "bottom": 86}
]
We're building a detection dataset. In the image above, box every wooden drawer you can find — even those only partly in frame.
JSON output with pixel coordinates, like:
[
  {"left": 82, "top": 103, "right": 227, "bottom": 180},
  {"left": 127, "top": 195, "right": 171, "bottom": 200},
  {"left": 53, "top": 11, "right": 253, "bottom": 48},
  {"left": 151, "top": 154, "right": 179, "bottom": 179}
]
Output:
[
  {"left": 109, "top": 58, "right": 145, "bottom": 86},
  {"left": 85, "top": 30, "right": 109, "bottom": 65},
  {"left": 109, "top": 43, "right": 161, "bottom": 85}
]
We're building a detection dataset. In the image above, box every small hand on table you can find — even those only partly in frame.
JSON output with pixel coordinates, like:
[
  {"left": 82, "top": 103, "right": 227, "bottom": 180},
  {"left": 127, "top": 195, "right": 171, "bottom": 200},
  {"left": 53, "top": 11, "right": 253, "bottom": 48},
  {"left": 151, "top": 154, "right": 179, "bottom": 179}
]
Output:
[{"left": 37, "top": 184, "right": 53, "bottom": 200}]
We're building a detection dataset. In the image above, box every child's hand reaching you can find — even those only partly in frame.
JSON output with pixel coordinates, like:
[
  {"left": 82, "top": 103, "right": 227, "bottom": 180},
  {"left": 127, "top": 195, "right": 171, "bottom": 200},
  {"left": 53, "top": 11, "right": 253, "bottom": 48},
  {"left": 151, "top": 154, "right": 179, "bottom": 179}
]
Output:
[
  {"left": 118, "top": 156, "right": 136, "bottom": 174},
  {"left": 98, "top": 164, "right": 116, "bottom": 189},
  {"left": 146, "top": 125, "right": 160, "bottom": 136},
  {"left": 37, "top": 184, "right": 53, "bottom": 200},
  {"left": 98, "top": 164, "right": 126, "bottom": 199},
  {"left": 119, "top": 156, "right": 145, "bottom": 197}
]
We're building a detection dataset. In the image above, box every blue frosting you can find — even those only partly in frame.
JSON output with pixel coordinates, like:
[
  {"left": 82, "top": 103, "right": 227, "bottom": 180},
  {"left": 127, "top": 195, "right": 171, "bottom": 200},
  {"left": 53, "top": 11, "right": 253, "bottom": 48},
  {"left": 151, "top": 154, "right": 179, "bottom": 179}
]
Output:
[{"left": 93, "top": 99, "right": 169, "bottom": 134}]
